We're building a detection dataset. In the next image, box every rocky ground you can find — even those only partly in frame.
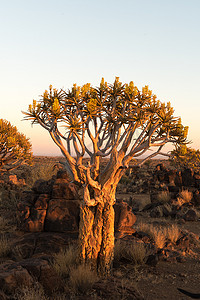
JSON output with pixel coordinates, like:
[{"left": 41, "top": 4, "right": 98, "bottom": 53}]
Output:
[{"left": 0, "top": 157, "right": 199, "bottom": 299}]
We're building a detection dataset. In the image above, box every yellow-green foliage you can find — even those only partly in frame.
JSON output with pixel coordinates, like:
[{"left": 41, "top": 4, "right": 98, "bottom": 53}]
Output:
[
  {"left": 170, "top": 145, "right": 200, "bottom": 171},
  {"left": 0, "top": 119, "right": 32, "bottom": 173}
]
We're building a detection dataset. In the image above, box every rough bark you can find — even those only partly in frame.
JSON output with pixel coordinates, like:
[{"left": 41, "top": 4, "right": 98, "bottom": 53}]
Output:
[{"left": 78, "top": 189, "right": 115, "bottom": 274}]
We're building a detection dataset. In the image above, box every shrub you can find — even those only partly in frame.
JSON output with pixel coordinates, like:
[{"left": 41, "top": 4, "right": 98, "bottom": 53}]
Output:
[
  {"left": 14, "top": 284, "right": 48, "bottom": 300},
  {"left": 114, "top": 240, "right": 146, "bottom": 265},
  {"left": 0, "top": 119, "right": 32, "bottom": 173},
  {"left": 70, "top": 264, "right": 98, "bottom": 294},
  {"left": 52, "top": 245, "right": 78, "bottom": 278},
  {"left": 0, "top": 216, "right": 10, "bottom": 232},
  {"left": 0, "top": 235, "right": 11, "bottom": 257},
  {"left": 156, "top": 190, "right": 171, "bottom": 203},
  {"left": 136, "top": 222, "right": 166, "bottom": 248},
  {"left": 24, "top": 161, "right": 58, "bottom": 188},
  {"left": 166, "top": 224, "right": 180, "bottom": 243},
  {"left": 151, "top": 227, "right": 166, "bottom": 249},
  {"left": 176, "top": 189, "right": 193, "bottom": 207},
  {"left": 136, "top": 222, "right": 154, "bottom": 238}
]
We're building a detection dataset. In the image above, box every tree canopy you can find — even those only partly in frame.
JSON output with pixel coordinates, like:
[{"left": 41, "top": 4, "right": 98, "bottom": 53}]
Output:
[
  {"left": 23, "top": 77, "right": 188, "bottom": 186},
  {"left": 0, "top": 119, "right": 32, "bottom": 173},
  {"left": 170, "top": 145, "right": 200, "bottom": 171}
]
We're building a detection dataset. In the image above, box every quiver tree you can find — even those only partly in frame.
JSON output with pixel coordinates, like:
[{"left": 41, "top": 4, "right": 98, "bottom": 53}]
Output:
[
  {"left": 23, "top": 77, "right": 188, "bottom": 273},
  {"left": 170, "top": 145, "right": 200, "bottom": 171},
  {"left": 0, "top": 119, "right": 32, "bottom": 173}
]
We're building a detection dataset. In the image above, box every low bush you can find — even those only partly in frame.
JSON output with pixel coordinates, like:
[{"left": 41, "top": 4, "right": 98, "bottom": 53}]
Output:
[
  {"left": 14, "top": 284, "right": 48, "bottom": 300},
  {"left": 166, "top": 224, "right": 180, "bottom": 243},
  {"left": 0, "top": 235, "right": 11, "bottom": 257},
  {"left": 156, "top": 191, "right": 171, "bottom": 203},
  {"left": 114, "top": 240, "right": 146, "bottom": 265},
  {"left": 70, "top": 264, "right": 98, "bottom": 294},
  {"left": 52, "top": 245, "right": 78, "bottom": 278},
  {"left": 176, "top": 189, "right": 193, "bottom": 207}
]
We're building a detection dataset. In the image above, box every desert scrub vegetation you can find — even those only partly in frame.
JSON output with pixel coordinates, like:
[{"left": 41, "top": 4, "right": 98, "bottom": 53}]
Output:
[
  {"left": 0, "top": 187, "right": 23, "bottom": 227},
  {"left": 0, "top": 216, "right": 10, "bottom": 232},
  {"left": 114, "top": 240, "right": 146, "bottom": 265},
  {"left": 14, "top": 283, "right": 48, "bottom": 300},
  {"left": 70, "top": 264, "right": 98, "bottom": 294},
  {"left": 52, "top": 245, "right": 78, "bottom": 278},
  {"left": 151, "top": 227, "right": 166, "bottom": 249},
  {"left": 0, "top": 234, "right": 11, "bottom": 258},
  {"left": 166, "top": 224, "right": 180, "bottom": 243},
  {"left": 176, "top": 189, "right": 193, "bottom": 207},
  {"left": 22, "top": 161, "right": 58, "bottom": 188},
  {"left": 136, "top": 222, "right": 180, "bottom": 248},
  {"left": 156, "top": 190, "right": 171, "bottom": 203},
  {"left": 137, "top": 222, "right": 166, "bottom": 248}
]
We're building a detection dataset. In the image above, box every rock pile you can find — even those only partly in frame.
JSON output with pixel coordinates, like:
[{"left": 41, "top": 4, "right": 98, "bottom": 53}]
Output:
[
  {"left": 18, "top": 170, "right": 137, "bottom": 235},
  {"left": 18, "top": 170, "right": 80, "bottom": 233}
]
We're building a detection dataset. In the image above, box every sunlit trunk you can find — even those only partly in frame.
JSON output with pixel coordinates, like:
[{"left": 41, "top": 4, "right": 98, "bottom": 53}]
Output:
[{"left": 78, "top": 189, "right": 115, "bottom": 274}]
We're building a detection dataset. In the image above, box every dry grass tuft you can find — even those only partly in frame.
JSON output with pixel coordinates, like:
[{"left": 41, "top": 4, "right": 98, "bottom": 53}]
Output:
[
  {"left": 156, "top": 190, "right": 171, "bottom": 203},
  {"left": 176, "top": 189, "right": 193, "bottom": 207},
  {"left": 114, "top": 240, "right": 146, "bottom": 265},
  {"left": 14, "top": 284, "right": 48, "bottom": 300},
  {"left": 0, "top": 217, "right": 9, "bottom": 232},
  {"left": 151, "top": 227, "right": 166, "bottom": 249},
  {"left": 136, "top": 222, "right": 154, "bottom": 238},
  {"left": 70, "top": 264, "right": 98, "bottom": 294},
  {"left": 166, "top": 224, "right": 180, "bottom": 243},
  {"left": 52, "top": 245, "right": 78, "bottom": 278},
  {"left": 136, "top": 222, "right": 181, "bottom": 248},
  {"left": 0, "top": 235, "right": 11, "bottom": 257},
  {"left": 136, "top": 222, "right": 167, "bottom": 248}
]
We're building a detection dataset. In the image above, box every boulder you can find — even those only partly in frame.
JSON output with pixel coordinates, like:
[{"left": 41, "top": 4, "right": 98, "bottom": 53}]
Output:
[
  {"left": 52, "top": 179, "right": 79, "bottom": 200},
  {"left": 183, "top": 209, "right": 197, "bottom": 221},
  {"left": 24, "top": 208, "right": 47, "bottom": 232},
  {"left": 19, "top": 170, "right": 137, "bottom": 235},
  {"left": 32, "top": 179, "right": 53, "bottom": 194},
  {"left": 182, "top": 168, "right": 195, "bottom": 187},
  {"left": 0, "top": 262, "right": 33, "bottom": 294},
  {"left": 114, "top": 201, "right": 136, "bottom": 235},
  {"left": 44, "top": 199, "right": 80, "bottom": 232}
]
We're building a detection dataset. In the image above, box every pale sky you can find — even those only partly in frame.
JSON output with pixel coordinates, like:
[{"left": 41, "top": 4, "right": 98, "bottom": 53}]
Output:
[{"left": 1, "top": 0, "right": 200, "bottom": 156}]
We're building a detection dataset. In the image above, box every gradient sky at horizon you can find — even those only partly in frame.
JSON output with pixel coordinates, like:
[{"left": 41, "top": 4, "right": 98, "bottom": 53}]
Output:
[{"left": 1, "top": 0, "right": 200, "bottom": 156}]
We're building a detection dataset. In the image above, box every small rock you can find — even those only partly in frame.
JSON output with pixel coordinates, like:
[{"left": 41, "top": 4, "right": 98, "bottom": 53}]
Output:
[{"left": 146, "top": 254, "right": 159, "bottom": 266}]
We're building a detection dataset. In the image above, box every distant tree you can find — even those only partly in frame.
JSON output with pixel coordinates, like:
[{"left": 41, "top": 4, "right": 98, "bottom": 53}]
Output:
[
  {"left": 0, "top": 119, "right": 32, "bottom": 173},
  {"left": 23, "top": 77, "right": 188, "bottom": 273},
  {"left": 170, "top": 145, "right": 200, "bottom": 171}
]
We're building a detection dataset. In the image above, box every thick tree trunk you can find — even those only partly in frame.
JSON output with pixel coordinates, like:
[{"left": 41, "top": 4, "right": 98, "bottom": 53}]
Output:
[{"left": 78, "top": 191, "right": 115, "bottom": 274}]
